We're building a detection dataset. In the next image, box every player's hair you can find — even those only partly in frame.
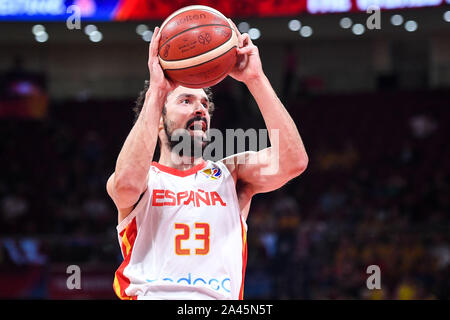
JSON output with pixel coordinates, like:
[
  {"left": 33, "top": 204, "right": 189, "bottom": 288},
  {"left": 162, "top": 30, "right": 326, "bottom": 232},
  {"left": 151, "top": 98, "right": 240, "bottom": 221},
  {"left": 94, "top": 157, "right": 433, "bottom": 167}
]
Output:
[{"left": 132, "top": 80, "right": 215, "bottom": 124}]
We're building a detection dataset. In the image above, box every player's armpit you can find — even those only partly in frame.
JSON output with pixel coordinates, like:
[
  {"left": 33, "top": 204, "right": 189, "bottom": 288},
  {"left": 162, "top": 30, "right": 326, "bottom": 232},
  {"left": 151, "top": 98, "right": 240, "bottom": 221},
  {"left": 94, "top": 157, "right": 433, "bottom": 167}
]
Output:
[{"left": 227, "top": 147, "right": 307, "bottom": 195}]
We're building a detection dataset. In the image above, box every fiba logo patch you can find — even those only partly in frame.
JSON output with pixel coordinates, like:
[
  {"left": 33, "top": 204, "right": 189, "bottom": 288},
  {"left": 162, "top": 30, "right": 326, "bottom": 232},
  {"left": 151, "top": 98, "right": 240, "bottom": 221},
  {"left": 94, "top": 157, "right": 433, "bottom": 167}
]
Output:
[{"left": 201, "top": 166, "right": 222, "bottom": 180}]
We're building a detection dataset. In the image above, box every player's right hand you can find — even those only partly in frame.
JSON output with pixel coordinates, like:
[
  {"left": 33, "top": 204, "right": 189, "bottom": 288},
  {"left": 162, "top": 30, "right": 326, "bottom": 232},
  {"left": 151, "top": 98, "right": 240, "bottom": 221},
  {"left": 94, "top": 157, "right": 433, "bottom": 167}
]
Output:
[{"left": 148, "top": 26, "right": 178, "bottom": 95}]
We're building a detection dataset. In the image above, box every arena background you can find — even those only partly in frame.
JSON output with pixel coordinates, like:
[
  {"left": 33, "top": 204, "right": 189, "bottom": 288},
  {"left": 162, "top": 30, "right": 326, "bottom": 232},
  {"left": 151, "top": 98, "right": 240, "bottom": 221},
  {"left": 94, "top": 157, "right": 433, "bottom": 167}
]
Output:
[{"left": 0, "top": 0, "right": 449, "bottom": 299}]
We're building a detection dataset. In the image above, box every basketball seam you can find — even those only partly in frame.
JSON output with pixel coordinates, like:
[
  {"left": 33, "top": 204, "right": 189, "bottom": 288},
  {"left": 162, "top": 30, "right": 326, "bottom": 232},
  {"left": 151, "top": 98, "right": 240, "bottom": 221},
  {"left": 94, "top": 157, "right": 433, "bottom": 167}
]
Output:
[
  {"left": 158, "top": 24, "right": 232, "bottom": 60},
  {"left": 159, "top": 31, "right": 238, "bottom": 70},
  {"left": 168, "top": 61, "right": 233, "bottom": 87},
  {"left": 160, "top": 6, "right": 229, "bottom": 32},
  {"left": 164, "top": 45, "right": 236, "bottom": 72}
]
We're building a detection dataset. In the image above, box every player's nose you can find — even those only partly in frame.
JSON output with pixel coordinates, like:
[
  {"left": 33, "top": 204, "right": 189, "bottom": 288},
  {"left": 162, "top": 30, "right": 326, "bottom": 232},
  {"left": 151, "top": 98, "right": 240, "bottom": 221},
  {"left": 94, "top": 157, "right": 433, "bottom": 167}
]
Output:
[{"left": 193, "top": 101, "right": 206, "bottom": 117}]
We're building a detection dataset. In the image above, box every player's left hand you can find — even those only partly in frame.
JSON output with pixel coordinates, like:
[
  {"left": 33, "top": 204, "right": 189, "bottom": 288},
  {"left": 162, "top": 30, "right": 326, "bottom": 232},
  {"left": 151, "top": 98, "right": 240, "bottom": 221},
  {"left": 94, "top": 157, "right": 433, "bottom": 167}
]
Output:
[{"left": 228, "top": 19, "right": 264, "bottom": 84}]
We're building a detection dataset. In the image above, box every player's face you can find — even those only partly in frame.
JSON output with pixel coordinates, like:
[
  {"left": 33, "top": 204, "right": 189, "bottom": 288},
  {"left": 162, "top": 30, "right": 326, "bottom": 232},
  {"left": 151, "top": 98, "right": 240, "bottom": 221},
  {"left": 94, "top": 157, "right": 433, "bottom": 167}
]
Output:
[
  {"left": 162, "top": 86, "right": 211, "bottom": 155},
  {"left": 164, "top": 86, "right": 210, "bottom": 133}
]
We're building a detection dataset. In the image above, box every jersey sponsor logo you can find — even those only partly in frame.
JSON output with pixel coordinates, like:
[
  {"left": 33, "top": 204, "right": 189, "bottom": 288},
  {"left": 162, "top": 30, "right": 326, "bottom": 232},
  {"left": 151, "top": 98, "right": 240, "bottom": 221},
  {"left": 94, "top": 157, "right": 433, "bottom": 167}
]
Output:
[
  {"left": 152, "top": 189, "right": 227, "bottom": 207},
  {"left": 146, "top": 273, "right": 231, "bottom": 294},
  {"left": 201, "top": 166, "right": 222, "bottom": 180}
]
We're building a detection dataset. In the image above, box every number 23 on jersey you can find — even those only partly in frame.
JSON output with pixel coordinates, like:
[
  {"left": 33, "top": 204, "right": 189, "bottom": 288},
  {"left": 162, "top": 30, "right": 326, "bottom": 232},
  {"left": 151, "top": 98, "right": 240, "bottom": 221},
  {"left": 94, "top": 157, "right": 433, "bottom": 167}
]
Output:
[{"left": 174, "top": 223, "right": 210, "bottom": 255}]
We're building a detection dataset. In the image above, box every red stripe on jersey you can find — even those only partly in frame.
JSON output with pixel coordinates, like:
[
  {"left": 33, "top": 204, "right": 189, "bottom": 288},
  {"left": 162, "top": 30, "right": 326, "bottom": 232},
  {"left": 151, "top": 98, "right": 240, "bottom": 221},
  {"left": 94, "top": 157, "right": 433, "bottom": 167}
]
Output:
[
  {"left": 152, "top": 160, "right": 207, "bottom": 177},
  {"left": 114, "top": 217, "right": 138, "bottom": 300},
  {"left": 119, "top": 228, "right": 128, "bottom": 257},
  {"left": 239, "top": 217, "right": 248, "bottom": 300}
]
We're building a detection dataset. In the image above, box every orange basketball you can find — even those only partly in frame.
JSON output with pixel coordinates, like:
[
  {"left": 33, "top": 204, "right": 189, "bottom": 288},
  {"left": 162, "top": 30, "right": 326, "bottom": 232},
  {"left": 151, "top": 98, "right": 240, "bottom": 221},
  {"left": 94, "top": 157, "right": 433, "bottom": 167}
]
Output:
[{"left": 158, "top": 5, "right": 238, "bottom": 88}]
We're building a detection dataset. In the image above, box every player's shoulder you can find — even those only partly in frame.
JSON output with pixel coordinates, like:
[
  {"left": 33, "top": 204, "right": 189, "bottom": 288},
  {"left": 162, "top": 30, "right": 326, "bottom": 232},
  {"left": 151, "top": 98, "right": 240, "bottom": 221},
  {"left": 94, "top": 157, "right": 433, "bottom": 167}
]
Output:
[
  {"left": 219, "top": 151, "right": 257, "bottom": 169},
  {"left": 218, "top": 154, "right": 237, "bottom": 176},
  {"left": 206, "top": 158, "right": 232, "bottom": 178},
  {"left": 218, "top": 151, "right": 258, "bottom": 184}
]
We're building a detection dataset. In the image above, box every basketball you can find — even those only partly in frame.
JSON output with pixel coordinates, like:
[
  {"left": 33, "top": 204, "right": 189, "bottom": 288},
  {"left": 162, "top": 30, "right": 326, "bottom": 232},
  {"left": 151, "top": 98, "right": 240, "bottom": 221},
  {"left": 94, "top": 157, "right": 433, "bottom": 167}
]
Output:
[{"left": 158, "top": 5, "right": 239, "bottom": 88}]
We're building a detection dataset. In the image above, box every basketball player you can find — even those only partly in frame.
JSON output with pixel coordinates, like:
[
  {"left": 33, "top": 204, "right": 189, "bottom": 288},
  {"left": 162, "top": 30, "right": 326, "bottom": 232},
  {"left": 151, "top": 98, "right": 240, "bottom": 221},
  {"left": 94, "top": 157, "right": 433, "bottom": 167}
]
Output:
[{"left": 107, "top": 20, "right": 308, "bottom": 300}]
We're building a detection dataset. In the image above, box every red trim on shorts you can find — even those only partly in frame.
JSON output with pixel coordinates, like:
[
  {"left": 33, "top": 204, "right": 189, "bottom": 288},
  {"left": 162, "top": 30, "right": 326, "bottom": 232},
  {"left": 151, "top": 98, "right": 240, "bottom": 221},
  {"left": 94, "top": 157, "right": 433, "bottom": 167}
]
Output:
[{"left": 152, "top": 160, "right": 207, "bottom": 177}]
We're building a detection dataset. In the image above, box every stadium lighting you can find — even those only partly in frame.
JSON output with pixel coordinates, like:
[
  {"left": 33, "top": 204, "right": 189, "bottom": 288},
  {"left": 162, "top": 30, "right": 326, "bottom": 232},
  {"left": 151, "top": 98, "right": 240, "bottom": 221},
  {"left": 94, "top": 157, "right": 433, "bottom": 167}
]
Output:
[
  {"left": 238, "top": 22, "right": 250, "bottom": 33},
  {"left": 288, "top": 19, "right": 301, "bottom": 31},
  {"left": 89, "top": 30, "right": 103, "bottom": 42},
  {"left": 142, "top": 30, "right": 153, "bottom": 42},
  {"left": 404, "top": 20, "right": 418, "bottom": 32},
  {"left": 299, "top": 26, "right": 313, "bottom": 37},
  {"left": 352, "top": 23, "right": 365, "bottom": 35},
  {"left": 339, "top": 17, "right": 352, "bottom": 29},
  {"left": 35, "top": 31, "right": 48, "bottom": 43},
  {"left": 32, "top": 24, "right": 45, "bottom": 35},
  {"left": 444, "top": 11, "right": 450, "bottom": 22},
  {"left": 84, "top": 24, "right": 98, "bottom": 36},
  {"left": 391, "top": 14, "right": 404, "bottom": 26},
  {"left": 248, "top": 28, "right": 261, "bottom": 40},
  {"left": 136, "top": 24, "right": 148, "bottom": 35}
]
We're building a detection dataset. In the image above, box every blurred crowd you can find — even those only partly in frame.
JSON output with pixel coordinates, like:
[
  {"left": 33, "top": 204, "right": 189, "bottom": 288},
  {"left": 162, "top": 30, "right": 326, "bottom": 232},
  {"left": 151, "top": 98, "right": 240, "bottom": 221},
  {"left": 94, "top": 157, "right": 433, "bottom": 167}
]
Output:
[{"left": 0, "top": 79, "right": 449, "bottom": 299}]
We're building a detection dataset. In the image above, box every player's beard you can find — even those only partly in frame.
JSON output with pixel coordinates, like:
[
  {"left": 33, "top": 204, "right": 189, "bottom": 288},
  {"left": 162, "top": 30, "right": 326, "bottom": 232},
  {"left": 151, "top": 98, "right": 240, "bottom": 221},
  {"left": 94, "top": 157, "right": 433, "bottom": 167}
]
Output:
[{"left": 163, "top": 115, "right": 210, "bottom": 159}]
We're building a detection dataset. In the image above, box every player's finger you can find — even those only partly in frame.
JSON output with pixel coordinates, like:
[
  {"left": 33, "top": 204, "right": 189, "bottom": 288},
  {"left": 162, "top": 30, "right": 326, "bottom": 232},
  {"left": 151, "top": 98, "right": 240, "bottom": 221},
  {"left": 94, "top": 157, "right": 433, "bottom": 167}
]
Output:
[
  {"left": 245, "top": 34, "right": 254, "bottom": 47},
  {"left": 240, "top": 33, "right": 251, "bottom": 47},
  {"left": 149, "top": 27, "right": 160, "bottom": 58},
  {"left": 228, "top": 18, "right": 243, "bottom": 47},
  {"left": 236, "top": 46, "right": 254, "bottom": 56},
  {"left": 235, "top": 52, "right": 248, "bottom": 71}
]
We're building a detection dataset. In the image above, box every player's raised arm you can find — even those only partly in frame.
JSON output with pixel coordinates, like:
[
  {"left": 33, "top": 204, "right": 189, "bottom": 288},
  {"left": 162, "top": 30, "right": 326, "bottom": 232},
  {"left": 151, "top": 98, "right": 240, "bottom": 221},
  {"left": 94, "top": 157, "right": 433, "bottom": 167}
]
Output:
[
  {"left": 226, "top": 20, "right": 308, "bottom": 198},
  {"left": 107, "top": 27, "right": 177, "bottom": 223}
]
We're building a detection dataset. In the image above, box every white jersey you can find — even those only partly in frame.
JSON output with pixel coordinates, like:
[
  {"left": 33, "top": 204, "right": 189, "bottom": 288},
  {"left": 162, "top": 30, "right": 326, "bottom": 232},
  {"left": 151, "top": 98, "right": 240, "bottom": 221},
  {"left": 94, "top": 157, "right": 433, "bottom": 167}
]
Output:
[{"left": 113, "top": 159, "right": 248, "bottom": 300}]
